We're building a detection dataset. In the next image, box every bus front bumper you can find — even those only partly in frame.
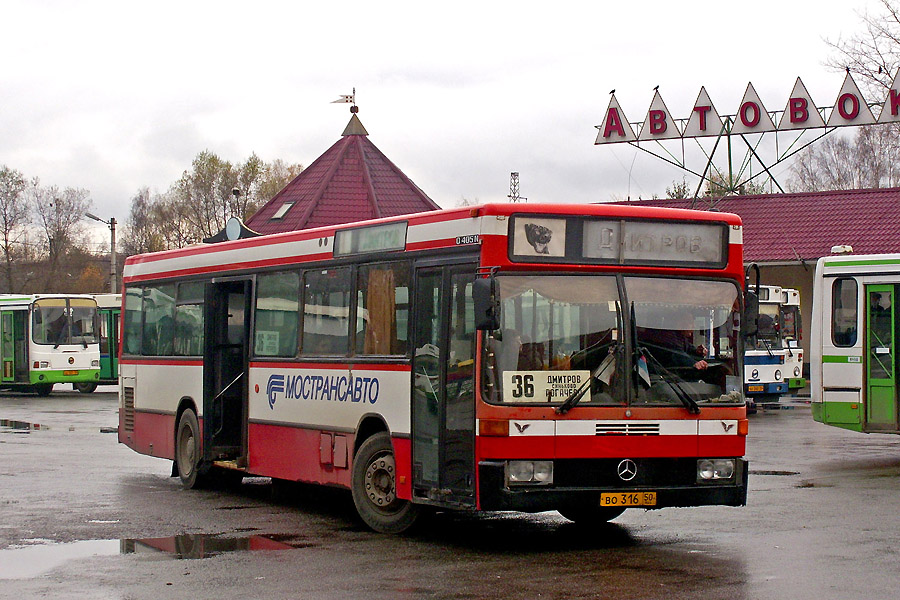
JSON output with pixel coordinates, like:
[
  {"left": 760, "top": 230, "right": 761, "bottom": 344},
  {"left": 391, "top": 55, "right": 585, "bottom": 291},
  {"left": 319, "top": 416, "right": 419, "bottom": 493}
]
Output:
[
  {"left": 477, "top": 458, "right": 748, "bottom": 512},
  {"left": 30, "top": 369, "right": 101, "bottom": 385}
]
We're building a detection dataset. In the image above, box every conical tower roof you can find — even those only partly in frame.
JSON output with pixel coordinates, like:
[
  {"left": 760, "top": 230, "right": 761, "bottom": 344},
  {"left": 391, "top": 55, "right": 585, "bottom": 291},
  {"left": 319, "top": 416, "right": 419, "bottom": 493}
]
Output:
[{"left": 246, "top": 113, "right": 440, "bottom": 234}]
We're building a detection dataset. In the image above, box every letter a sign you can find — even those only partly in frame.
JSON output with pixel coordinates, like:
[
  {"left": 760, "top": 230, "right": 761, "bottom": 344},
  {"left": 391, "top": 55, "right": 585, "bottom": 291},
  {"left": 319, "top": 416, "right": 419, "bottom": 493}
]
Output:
[{"left": 595, "top": 94, "right": 636, "bottom": 144}]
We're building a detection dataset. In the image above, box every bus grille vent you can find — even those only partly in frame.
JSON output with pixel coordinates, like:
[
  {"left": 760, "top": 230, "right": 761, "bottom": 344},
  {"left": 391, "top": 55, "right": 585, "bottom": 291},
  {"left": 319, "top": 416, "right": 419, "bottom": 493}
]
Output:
[
  {"left": 123, "top": 387, "right": 135, "bottom": 432},
  {"left": 595, "top": 423, "right": 660, "bottom": 436}
]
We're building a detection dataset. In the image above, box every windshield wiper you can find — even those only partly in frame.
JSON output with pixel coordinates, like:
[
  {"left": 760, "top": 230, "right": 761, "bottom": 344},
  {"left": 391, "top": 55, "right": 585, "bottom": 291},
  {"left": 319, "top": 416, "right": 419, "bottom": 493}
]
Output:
[
  {"left": 639, "top": 348, "right": 701, "bottom": 414},
  {"left": 555, "top": 377, "right": 591, "bottom": 415},
  {"left": 555, "top": 346, "right": 618, "bottom": 415}
]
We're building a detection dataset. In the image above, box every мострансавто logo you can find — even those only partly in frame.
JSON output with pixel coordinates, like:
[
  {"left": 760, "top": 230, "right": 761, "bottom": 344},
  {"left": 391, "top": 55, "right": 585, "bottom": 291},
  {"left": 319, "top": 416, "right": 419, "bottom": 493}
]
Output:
[
  {"left": 266, "top": 374, "right": 285, "bottom": 409},
  {"left": 266, "top": 373, "right": 379, "bottom": 409}
]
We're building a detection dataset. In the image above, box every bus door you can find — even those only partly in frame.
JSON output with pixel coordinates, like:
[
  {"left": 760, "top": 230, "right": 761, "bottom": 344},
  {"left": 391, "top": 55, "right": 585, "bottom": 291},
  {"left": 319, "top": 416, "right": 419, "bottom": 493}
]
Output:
[
  {"left": 101, "top": 308, "right": 120, "bottom": 381},
  {"left": 203, "top": 278, "right": 252, "bottom": 465},
  {"left": 411, "top": 264, "right": 477, "bottom": 507},
  {"left": 1, "top": 310, "right": 26, "bottom": 383},
  {"left": 865, "top": 285, "right": 899, "bottom": 431},
  {"left": 1, "top": 311, "right": 15, "bottom": 382}
]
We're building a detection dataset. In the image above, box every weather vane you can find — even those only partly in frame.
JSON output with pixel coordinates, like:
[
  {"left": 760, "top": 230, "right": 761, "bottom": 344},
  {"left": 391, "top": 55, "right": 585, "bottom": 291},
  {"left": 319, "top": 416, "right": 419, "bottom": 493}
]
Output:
[{"left": 331, "top": 88, "right": 358, "bottom": 113}]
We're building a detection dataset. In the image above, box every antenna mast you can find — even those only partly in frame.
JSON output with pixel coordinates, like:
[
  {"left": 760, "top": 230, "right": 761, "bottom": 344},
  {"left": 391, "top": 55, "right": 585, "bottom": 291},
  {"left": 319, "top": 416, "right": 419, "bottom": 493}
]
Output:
[{"left": 508, "top": 172, "right": 527, "bottom": 203}]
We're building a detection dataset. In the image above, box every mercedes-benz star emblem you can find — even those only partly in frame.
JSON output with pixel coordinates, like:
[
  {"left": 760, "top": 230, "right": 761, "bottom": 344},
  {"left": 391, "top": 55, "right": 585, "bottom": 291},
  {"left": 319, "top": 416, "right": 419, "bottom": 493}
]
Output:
[{"left": 617, "top": 459, "right": 637, "bottom": 481}]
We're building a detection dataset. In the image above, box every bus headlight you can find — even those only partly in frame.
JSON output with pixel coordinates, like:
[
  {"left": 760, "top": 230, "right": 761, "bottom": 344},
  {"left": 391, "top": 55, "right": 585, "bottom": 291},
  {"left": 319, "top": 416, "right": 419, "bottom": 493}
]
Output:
[
  {"left": 774, "top": 370, "right": 782, "bottom": 381},
  {"left": 793, "top": 367, "right": 802, "bottom": 378},
  {"left": 91, "top": 360, "right": 100, "bottom": 367},
  {"left": 697, "top": 459, "right": 735, "bottom": 481},
  {"left": 507, "top": 460, "right": 553, "bottom": 485}
]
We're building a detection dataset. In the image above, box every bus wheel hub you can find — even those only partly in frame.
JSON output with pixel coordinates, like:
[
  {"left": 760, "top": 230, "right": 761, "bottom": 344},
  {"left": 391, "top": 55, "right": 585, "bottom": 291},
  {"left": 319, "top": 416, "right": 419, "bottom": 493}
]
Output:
[{"left": 365, "top": 455, "right": 396, "bottom": 506}]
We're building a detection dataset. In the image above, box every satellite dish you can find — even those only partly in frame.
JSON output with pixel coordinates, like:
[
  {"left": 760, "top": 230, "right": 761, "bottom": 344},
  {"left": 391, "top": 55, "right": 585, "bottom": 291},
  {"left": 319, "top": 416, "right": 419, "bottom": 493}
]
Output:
[{"left": 226, "top": 217, "right": 242, "bottom": 241}]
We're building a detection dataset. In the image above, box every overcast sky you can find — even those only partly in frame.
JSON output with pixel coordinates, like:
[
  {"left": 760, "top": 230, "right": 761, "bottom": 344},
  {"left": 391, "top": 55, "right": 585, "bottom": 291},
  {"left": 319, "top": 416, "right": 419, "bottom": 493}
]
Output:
[{"left": 0, "top": 0, "right": 884, "bottom": 241}]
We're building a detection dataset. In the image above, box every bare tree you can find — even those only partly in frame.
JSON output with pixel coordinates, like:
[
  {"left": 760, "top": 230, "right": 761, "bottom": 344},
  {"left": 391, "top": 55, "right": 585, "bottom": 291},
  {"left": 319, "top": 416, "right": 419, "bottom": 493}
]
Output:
[
  {"left": 824, "top": 0, "right": 900, "bottom": 99},
  {"left": 30, "top": 182, "right": 93, "bottom": 288},
  {"left": 121, "top": 187, "right": 166, "bottom": 255},
  {"left": 0, "top": 165, "right": 30, "bottom": 292},
  {"left": 791, "top": 0, "right": 900, "bottom": 191}
]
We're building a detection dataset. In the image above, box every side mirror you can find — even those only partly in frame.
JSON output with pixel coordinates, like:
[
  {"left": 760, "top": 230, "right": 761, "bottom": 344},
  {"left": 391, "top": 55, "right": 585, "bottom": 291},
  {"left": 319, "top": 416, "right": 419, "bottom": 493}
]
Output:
[
  {"left": 473, "top": 277, "right": 501, "bottom": 331},
  {"left": 742, "top": 289, "right": 759, "bottom": 339},
  {"left": 742, "top": 262, "right": 761, "bottom": 339}
]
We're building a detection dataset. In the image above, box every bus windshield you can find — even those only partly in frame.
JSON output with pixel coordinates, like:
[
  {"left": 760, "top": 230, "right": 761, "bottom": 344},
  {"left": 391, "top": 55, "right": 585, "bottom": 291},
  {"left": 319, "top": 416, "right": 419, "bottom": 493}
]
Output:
[
  {"left": 32, "top": 298, "right": 100, "bottom": 346},
  {"left": 753, "top": 304, "right": 782, "bottom": 348},
  {"left": 483, "top": 275, "right": 742, "bottom": 407},
  {"left": 628, "top": 276, "right": 742, "bottom": 407}
]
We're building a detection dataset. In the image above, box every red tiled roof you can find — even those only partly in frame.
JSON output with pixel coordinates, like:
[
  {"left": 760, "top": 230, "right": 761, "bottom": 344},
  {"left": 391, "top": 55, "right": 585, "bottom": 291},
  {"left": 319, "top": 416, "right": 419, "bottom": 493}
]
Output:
[
  {"left": 246, "top": 114, "right": 440, "bottom": 234},
  {"left": 611, "top": 187, "right": 900, "bottom": 263}
]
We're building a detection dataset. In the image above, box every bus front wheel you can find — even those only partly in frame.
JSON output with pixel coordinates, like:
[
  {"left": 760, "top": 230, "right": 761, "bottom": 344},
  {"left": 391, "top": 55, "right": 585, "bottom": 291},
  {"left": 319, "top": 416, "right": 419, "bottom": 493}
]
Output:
[
  {"left": 351, "top": 432, "right": 420, "bottom": 534},
  {"left": 34, "top": 383, "right": 53, "bottom": 397},
  {"left": 175, "top": 409, "right": 205, "bottom": 489}
]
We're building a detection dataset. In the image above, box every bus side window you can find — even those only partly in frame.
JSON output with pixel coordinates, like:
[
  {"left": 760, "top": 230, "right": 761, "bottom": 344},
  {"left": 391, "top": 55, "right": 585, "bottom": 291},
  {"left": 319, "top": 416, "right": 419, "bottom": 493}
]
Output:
[
  {"left": 141, "top": 285, "right": 175, "bottom": 356},
  {"left": 255, "top": 271, "right": 300, "bottom": 357},
  {"left": 123, "top": 287, "right": 143, "bottom": 355},
  {"left": 832, "top": 278, "right": 858, "bottom": 347},
  {"left": 301, "top": 268, "right": 351, "bottom": 355},
  {"left": 355, "top": 262, "right": 410, "bottom": 356},
  {"left": 175, "top": 281, "right": 205, "bottom": 357}
]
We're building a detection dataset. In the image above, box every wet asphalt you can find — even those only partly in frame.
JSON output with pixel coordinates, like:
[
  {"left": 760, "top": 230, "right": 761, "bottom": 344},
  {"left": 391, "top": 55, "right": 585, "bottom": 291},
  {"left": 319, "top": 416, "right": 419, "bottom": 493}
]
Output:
[{"left": 0, "top": 388, "right": 898, "bottom": 599}]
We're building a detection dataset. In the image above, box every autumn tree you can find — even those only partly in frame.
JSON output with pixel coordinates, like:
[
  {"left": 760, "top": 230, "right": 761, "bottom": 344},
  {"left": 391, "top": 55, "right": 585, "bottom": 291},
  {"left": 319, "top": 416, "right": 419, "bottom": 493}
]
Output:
[
  {"left": 0, "top": 165, "right": 30, "bottom": 292},
  {"left": 663, "top": 175, "right": 768, "bottom": 200},
  {"left": 121, "top": 151, "right": 303, "bottom": 252},
  {"left": 665, "top": 179, "right": 691, "bottom": 199},
  {"left": 256, "top": 159, "right": 304, "bottom": 202}
]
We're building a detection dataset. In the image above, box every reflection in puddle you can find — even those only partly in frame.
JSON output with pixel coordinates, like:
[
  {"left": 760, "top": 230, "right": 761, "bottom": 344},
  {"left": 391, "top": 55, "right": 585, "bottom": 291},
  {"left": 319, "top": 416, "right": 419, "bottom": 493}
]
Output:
[
  {"left": 121, "top": 534, "right": 297, "bottom": 558},
  {"left": 0, "top": 419, "right": 46, "bottom": 433},
  {"left": 0, "top": 534, "right": 300, "bottom": 580}
]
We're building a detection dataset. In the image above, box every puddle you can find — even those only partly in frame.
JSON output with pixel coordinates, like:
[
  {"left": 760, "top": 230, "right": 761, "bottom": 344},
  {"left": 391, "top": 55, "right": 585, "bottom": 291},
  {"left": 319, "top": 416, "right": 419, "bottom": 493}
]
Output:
[
  {"left": 0, "top": 419, "right": 118, "bottom": 434},
  {"left": 0, "top": 534, "right": 305, "bottom": 579},
  {"left": 0, "top": 540, "right": 119, "bottom": 579},
  {"left": 0, "top": 419, "right": 47, "bottom": 433}
]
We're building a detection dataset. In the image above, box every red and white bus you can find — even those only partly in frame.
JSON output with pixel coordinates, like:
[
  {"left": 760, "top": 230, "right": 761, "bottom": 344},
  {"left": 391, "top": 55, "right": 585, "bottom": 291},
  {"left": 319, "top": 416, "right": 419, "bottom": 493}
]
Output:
[{"left": 119, "top": 203, "right": 751, "bottom": 533}]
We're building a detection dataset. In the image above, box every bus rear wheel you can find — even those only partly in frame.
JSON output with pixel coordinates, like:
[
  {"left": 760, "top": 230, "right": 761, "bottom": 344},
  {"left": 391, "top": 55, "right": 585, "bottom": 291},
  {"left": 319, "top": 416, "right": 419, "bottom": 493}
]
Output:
[
  {"left": 351, "top": 432, "right": 420, "bottom": 534},
  {"left": 557, "top": 506, "right": 625, "bottom": 526},
  {"left": 74, "top": 382, "right": 98, "bottom": 394},
  {"left": 175, "top": 409, "right": 206, "bottom": 489}
]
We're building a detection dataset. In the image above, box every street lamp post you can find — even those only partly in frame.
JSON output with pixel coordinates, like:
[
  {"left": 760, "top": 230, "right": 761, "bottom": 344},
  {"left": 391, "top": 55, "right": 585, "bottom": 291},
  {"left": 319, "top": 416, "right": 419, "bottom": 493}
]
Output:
[{"left": 85, "top": 212, "right": 117, "bottom": 293}]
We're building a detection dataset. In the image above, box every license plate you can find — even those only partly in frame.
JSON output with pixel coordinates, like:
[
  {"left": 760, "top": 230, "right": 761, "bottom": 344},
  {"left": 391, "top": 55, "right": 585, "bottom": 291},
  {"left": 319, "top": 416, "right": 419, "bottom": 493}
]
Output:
[
  {"left": 747, "top": 385, "right": 764, "bottom": 392},
  {"left": 63, "top": 370, "right": 79, "bottom": 376},
  {"left": 600, "top": 491, "right": 657, "bottom": 507}
]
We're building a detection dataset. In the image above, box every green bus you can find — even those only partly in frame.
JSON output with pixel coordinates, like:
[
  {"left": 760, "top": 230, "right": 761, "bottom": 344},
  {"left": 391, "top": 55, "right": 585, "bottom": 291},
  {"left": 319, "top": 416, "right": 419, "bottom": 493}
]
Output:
[
  {"left": 811, "top": 251, "right": 900, "bottom": 433},
  {"left": 0, "top": 294, "right": 101, "bottom": 395},
  {"left": 74, "top": 293, "right": 120, "bottom": 393}
]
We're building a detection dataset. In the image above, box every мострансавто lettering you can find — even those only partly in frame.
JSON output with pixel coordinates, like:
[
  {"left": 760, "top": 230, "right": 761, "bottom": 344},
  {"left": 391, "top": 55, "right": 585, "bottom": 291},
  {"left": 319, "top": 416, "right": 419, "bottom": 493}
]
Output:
[{"left": 267, "top": 373, "right": 379, "bottom": 409}]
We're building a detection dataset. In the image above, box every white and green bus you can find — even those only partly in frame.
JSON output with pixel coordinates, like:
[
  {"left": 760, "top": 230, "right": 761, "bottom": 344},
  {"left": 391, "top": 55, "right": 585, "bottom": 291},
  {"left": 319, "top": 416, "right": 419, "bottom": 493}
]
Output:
[
  {"left": 0, "top": 294, "right": 101, "bottom": 396},
  {"left": 811, "top": 251, "right": 900, "bottom": 433},
  {"left": 744, "top": 285, "right": 804, "bottom": 403}
]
